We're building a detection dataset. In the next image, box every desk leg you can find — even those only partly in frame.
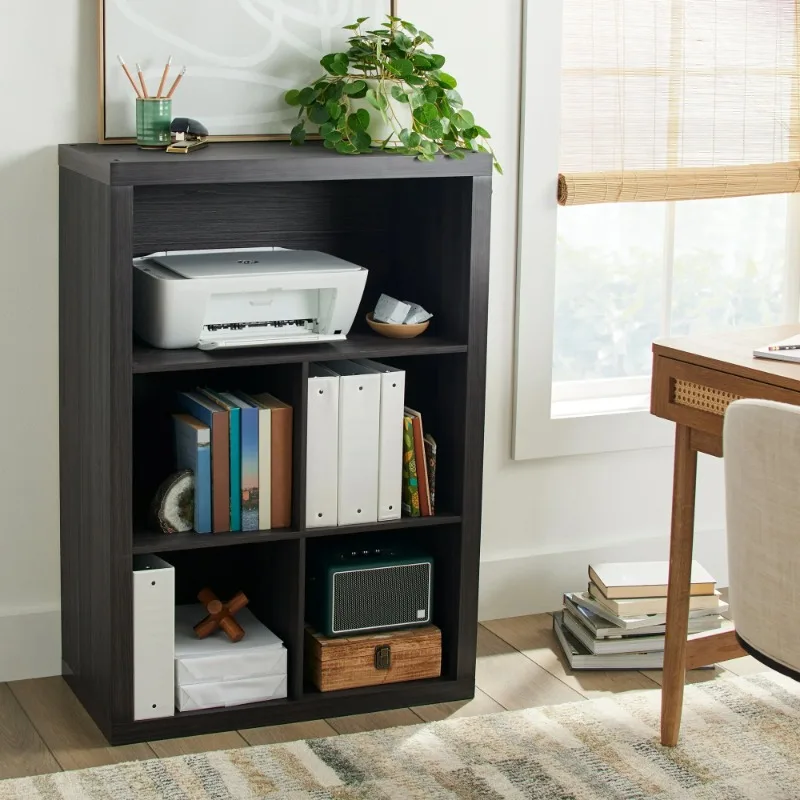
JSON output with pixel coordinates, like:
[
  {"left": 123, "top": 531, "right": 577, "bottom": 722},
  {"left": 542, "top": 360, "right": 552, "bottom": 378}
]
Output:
[{"left": 660, "top": 424, "right": 698, "bottom": 747}]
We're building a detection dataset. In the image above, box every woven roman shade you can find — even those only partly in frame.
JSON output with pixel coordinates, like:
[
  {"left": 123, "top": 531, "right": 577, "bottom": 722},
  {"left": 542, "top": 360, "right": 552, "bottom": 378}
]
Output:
[{"left": 558, "top": 0, "right": 800, "bottom": 206}]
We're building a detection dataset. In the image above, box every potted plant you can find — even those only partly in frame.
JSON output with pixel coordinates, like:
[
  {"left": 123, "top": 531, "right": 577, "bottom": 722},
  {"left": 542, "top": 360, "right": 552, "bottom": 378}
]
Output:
[{"left": 284, "top": 15, "right": 501, "bottom": 173}]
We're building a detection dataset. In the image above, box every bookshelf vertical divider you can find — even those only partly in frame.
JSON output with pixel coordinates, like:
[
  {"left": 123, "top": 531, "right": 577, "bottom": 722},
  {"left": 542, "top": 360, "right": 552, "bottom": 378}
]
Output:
[{"left": 58, "top": 142, "right": 491, "bottom": 745}]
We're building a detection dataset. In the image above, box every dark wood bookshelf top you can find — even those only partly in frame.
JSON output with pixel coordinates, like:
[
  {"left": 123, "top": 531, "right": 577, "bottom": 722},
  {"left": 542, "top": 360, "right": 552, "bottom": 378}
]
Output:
[
  {"left": 133, "top": 513, "right": 461, "bottom": 554},
  {"left": 132, "top": 334, "right": 467, "bottom": 373},
  {"left": 58, "top": 141, "right": 493, "bottom": 186}
]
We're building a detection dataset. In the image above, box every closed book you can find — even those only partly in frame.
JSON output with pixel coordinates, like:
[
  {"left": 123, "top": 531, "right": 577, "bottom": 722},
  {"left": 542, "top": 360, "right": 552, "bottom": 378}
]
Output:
[
  {"left": 405, "top": 407, "right": 431, "bottom": 516},
  {"left": 566, "top": 591, "right": 728, "bottom": 630},
  {"left": 588, "top": 560, "right": 716, "bottom": 599},
  {"left": 225, "top": 392, "right": 260, "bottom": 531},
  {"left": 172, "top": 414, "right": 212, "bottom": 533},
  {"left": 199, "top": 389, "right": 242, "bottom": 531},
  {"left": 424, "top": 434, "right": 437, "bottom": 515},
  {"left": 402, "top": 415, "right": 420, "bottom": 517},
  {"left": 561, "top": 607, "right": 667, "bottom": 654},
  {"left": 327, "top": 361, "right": 380, "bottom": 526},
  {"left": 306, "top": 365, "right": 339, "bottom": 528},
  {"left": 249, "top": 392, "right": 293, "bottom": 529},
  {"left": 563, "top": 595, "right": 723, "bottom": 639},
  {"left": 588, "top": 582, "right": 722, "bottom": 616},
  {"left": 176, "top": 391, "right": 230, "bottom": 533}
]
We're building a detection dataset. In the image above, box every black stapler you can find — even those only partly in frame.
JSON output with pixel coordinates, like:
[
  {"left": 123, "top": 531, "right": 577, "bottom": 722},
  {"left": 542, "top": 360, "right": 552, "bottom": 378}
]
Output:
[{"left": 167, "top": 118, "right": 209, "bottom": 153}]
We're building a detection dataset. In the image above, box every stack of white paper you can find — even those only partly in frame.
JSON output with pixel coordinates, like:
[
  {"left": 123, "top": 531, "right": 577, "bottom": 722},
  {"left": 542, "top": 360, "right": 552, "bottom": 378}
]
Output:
[{"left": 174, "top": 605, "right": 287, "bottom": 711}]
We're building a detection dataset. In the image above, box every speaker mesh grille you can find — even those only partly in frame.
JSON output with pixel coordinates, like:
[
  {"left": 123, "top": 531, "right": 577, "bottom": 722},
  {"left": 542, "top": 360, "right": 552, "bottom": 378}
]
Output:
[{"left": 332, "top": 562, "right": 431, "bottom": 633}]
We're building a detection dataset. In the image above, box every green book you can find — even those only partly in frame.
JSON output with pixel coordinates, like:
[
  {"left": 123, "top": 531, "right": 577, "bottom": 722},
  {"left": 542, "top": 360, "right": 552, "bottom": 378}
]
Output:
[{"left": 402, "top": 415, "right": 420, "bottom": 517}]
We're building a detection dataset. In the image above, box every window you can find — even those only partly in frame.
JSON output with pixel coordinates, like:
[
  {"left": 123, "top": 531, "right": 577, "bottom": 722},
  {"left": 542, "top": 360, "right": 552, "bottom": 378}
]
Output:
[{"left": 513, "top": 0, "right": 800, "bottom": 460}]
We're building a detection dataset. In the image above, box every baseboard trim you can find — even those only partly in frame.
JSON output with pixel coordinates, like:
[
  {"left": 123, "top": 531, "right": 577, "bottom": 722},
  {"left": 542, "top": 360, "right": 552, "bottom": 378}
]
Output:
[
  {"left": 0, "top": 605, "right": 61, "bottom": 682},
  {"left": 478, "top": 528, "right": 729, "bottom": 621}
]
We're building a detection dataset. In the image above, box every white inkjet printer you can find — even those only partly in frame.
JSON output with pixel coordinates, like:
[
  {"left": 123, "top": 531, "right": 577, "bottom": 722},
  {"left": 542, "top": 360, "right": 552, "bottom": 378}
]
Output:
[{"left": 133, "top": 247, "right": 368, "bottom": 350}]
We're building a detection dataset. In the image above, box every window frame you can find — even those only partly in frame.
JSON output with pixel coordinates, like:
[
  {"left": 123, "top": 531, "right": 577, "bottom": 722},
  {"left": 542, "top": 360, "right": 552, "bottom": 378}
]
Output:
[{"left": 512, "top": 0, "right": 800, "bottom": 461}]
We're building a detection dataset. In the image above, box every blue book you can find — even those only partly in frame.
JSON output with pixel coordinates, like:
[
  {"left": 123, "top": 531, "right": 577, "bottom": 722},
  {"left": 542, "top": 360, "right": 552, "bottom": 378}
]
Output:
[
  {"left": 172, "top": 414, "right": 212, "bottom": 533},
  {"left": 228, "top": 392, "right": 260, "bottom": 532},
  {"left": 199, "top": 389, "right": 242, "bottom": 532}
]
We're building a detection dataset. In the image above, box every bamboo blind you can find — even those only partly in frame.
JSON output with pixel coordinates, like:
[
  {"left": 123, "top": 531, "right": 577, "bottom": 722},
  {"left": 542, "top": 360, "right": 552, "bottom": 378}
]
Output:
[{"left": 558, "top": 0, "right": 800, "bottom": 206}]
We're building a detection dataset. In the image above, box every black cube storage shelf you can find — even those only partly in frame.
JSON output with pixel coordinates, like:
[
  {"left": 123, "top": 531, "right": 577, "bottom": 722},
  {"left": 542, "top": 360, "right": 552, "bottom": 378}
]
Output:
[{"left": 58, "top": 141, "right": 491, "bottom": 745}]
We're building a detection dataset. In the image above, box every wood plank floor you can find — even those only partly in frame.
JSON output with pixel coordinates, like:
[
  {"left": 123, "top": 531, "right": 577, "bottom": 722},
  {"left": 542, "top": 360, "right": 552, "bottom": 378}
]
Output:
[{"left": 0, "top": 612, "right": 775, "bottom": 780}]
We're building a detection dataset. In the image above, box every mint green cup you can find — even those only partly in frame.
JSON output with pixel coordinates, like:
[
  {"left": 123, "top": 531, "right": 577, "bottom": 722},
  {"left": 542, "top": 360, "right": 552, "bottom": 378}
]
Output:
[{"left": 136, "top": 98, "right": 172, "bottom": 149}]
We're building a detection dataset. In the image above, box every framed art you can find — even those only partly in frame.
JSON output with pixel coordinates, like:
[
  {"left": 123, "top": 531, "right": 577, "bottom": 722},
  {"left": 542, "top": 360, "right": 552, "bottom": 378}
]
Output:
[{"left": 98, "top": 0, "right": 397, "bottom": 143}]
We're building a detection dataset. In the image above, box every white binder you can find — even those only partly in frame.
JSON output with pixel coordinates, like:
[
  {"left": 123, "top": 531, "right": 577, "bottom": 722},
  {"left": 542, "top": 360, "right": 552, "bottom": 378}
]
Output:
[
  {"left": 132, "top": 555, "right": 175, "bottom": 720},
  {"left": 306, "top": 364, "right": 340, "bottom": 527},
  {"left": 354, "top": 359, "right": 405, "bottom": 521},
  {"left": 326, "top": 360, "right": 381, "bottom": 525}
]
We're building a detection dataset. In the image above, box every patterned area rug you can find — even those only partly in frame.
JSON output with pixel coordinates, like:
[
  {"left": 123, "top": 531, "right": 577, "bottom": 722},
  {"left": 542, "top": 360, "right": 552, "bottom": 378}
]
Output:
[{"left": 3, "top": 673, "right": 800, "bottom": 799}]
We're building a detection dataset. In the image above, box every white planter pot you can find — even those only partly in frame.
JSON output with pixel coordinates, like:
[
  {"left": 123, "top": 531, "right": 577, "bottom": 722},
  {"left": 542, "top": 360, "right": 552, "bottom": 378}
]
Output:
[{"left": 347, "top": 78, "right": 414, "bottom": 146}]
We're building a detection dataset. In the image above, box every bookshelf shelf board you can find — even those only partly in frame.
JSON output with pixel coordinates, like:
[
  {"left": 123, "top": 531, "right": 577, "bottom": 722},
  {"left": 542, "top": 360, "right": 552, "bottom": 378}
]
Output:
[
  {"left": 108, "top": 676, "right": 472, "bottom": 745},
  {"left": 133, "top": 336, "right": 468, "bottom": 374},
  {"left": 132, "top": 527, "right": 303, "bottom": 554},
  {"left": 305, "top": 512, "right": 462, "bottom": 539}
]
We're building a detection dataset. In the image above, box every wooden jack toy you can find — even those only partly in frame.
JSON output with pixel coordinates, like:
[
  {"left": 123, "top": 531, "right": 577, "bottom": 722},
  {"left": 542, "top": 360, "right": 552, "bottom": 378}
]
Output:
[{"left": 193, "top": 588, "right": 249, "bottom": 643}]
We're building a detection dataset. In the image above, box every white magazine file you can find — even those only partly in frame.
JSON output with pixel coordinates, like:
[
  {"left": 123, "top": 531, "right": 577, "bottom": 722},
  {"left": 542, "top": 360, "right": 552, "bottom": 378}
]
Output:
[{"left": 306, "top": 363, "right": 340, "bottom": 527}]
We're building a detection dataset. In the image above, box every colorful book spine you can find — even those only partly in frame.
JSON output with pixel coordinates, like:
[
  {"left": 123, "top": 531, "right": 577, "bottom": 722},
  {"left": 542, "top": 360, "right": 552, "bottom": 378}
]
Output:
[
  {"left": 250, "top": 393, "right": 293, "bottom": 529},
  {"left": 405, "top": 407, "right": 431, "bottom": 516},
  {"left": 176, "top": 391, "right": 230, "bottom": 533},
  {"left": 402, "top": 415, "right": 420, "bottom": 517},
  {"left": 424, "top": 434, "right": 437, "bottom": 515},
  {"left": 172, "top": 414, "right": 211, "bottom": 533},
  {"left": 199, "top": 389, "right": 242, "bottom": 531},
  {"left": 229, "top": 394, "right": 259, "bottom": 532}
]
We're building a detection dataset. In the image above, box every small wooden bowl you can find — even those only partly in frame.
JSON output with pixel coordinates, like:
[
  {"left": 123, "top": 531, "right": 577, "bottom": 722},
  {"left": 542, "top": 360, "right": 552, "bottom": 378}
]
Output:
[{"left": 366, "top": 312, "right": 430, "bottom": 339}]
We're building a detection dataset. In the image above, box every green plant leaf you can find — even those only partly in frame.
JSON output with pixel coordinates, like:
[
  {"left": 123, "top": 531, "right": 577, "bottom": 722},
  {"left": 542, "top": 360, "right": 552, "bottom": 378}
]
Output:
[
  {"left": 365, "top": 89, "right": 388, "bottom": 111},
  {"left": 284, "top": 89, "right": 301, "bottom": 106},
  {"left": 343, "top": 80, "right": 367, "bottom": 96},
  {"left": 412, "top": 53, "right": 431, "bottom": 69},
  {"left": 324, "top": 138, "right": 335, "bottom": 149},
  {"left": 445, "top": 89, "right": 463, "bottom": 108},
  {"left": 390, "top": 85, "right": 409, "bottom": 103},
  {"left": 356, "top": 16, "right": 369, "bottom": 23},
  {"left": 335, "top": 140, "right": 358, "bottom": 154},
  {"left": 297, "top": 87, "right": 317, "bottom": 106},
  {"left": 408, "top": 89, "right": 426, "bottom": 109},
  {"left": 459, "top": 110, "right": 475, "bottom": 128},
  {"left": 473, "top": 125, "right": 491, "bottom": 138},
  {"left": 423, "top": 120, "right": 444, "bottom": 139},
  {"left": 408, "top": 131, "right": 422, "bottom": 147},
  {"left": 398, "top": 128, "right": 412, "bottom": 146},
  {"left": 321, "top": 52, "right": 350, "bottom": 76},
  {"left": 347, "top": 108, "right": 371, "bottom": 131},
  {"left": 325, "top": 130, "right": 343, "bottom": 143},
  {"left": 395, "top": 32, "right": 414, "bottom": 51},
  {"left": 326, "top": 100, "right": 343, "bottom": 120},
  {"left": 290, "top": 123, "right": 306, "bottom": 146},
  {"left": 343, "top": 23, "right": 359, "bottom": 30},
  {"left": 423, "top": 86, "right": 440, "bottom": 103},
  {"left": 436, "top": 72, "right": 458, "bottom": 90},
  {"left": 404, "top": 74, "right": 425, "bottom": 87},
  {"left": 388, "top": 57, "right": 413, "bottom": 77},
  {"left": 447, "top": 149, "right": 466, "bottom": 160},
  {"left": 420, "top": 138, "right": 437, "bottom": 155},
  {"left": 418, "top": 30, "right": 434, "bottom": 45},
  {"left": 441, "top": 140, "right": 457, "bottom": 152},
  {"left": 319, "top": 122, "right": 335, "bottom": 136},
  {"left": 402, "top": 20, "right": 418, "bottom": 35},
  {"left": 440, "top": 116, "right": 451, "bottom": 134},
  {"left": 417, "top": 152, "right": 436, "bottom": 162},
  {"left": 328, "top": 82, "right": 345, "bottom": 100},
  {"left": 429, "top": 54, "right": 446, "bottom": 69},
  {"left": 494, "top": 161, "right": 504, "bottom": 175},
  {"left": 309, "top": 103, "right": 330, "bottom": 124},
  {"left": 413, "top": 102, "right": 439, "bottom": 123},
  {"left": 353, "top": 129, "right": 372, "bottom": 151}
]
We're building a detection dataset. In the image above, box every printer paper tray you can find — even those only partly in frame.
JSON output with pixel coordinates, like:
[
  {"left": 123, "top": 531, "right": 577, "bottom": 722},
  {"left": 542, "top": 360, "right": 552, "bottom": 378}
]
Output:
[{"left": 198, "top": 333, "right": 347, "bottom": 351}]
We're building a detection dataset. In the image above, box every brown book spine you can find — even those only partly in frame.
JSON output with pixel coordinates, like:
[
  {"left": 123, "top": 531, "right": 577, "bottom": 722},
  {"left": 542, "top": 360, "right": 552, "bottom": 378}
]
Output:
[
  {"left": 211, "top": 412, "right": 230, "bottom": 532},
  {"left": 410, "top": 415, "right": 431, "bottom": 516},
  {"left": 270, "top": 406, "right": 293, "bottom": 528}
]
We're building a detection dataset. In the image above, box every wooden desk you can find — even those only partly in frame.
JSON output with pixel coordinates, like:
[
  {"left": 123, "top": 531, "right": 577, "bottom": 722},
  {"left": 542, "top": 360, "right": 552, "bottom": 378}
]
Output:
[{"left": 651, "top": 324, "right": 800, "bottom": 746}]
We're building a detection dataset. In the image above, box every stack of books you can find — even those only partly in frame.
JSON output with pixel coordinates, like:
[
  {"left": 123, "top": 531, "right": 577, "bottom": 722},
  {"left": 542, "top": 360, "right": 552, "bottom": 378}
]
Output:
[
  {"left": 553, "top": 560, "right": 727, "bottom": 669},
  {"left": 174, "top": 389, "right": 293, "bottom": 534}
]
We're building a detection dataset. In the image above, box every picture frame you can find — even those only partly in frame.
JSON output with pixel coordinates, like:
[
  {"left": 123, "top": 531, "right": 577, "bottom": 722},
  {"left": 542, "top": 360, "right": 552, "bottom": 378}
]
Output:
[{"left": 97, "top": 0, "right": 398, "bottom": 144}]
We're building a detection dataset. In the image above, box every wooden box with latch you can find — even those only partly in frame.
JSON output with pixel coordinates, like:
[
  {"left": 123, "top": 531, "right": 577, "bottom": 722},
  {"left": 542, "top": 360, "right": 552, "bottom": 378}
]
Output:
[{"left": 304, "top": 625, "right": 442, "bottom": 692}]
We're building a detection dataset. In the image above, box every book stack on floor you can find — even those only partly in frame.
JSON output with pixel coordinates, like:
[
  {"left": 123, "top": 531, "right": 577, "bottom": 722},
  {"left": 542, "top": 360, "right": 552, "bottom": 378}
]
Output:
[
  {"left": 305, "top": 360, "right": 437, "bottom": 528},
  {"left": 553, "top": 560, "right": 727, "bottom": 669},
  {"left": 174, "top": 389, "right": 293, "bottom": 534}
]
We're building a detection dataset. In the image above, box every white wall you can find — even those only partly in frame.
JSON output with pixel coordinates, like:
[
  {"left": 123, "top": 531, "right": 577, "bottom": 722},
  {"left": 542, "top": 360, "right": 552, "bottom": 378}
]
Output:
[{"left": 0, "top": 0, "right": 726, "bottom": 679}]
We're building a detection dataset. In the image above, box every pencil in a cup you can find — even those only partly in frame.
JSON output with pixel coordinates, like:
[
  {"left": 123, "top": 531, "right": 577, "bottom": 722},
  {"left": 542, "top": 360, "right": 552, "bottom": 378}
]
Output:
[
  {"left": 166, "top": 66, "right": 186, "bottom": 99},
  {"left": 117, "top": 55, "right": 142, "bottom": 98},
  {"left": 136, "top": 63, "right": 149, "bottom": 98},
  {"left": 156, "top": 55, "right": 173, "bottom": 98}
]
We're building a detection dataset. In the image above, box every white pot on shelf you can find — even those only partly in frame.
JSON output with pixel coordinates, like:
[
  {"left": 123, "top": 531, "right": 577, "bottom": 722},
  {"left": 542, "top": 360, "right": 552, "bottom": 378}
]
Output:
[{"left": 346, "top": 77, "right": 414, "bottom": 146}]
